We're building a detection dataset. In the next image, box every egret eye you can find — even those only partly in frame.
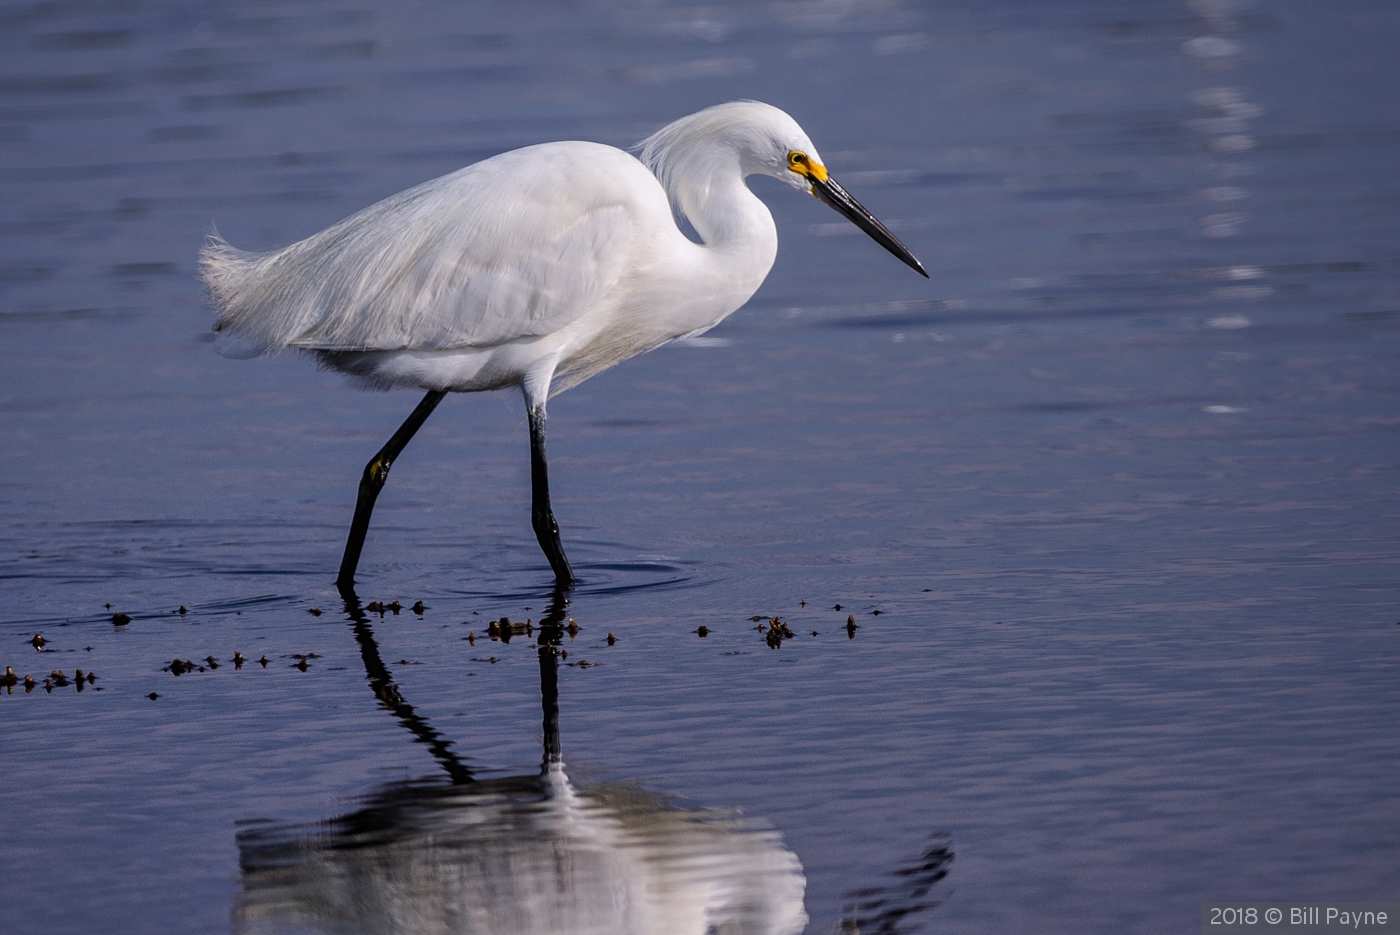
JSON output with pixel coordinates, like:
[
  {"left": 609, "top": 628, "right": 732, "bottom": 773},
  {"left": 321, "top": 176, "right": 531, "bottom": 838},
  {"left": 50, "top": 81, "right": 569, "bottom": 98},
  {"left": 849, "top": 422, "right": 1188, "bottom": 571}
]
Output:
[{"left": 788, "top": 151, "right": 807, "bottom": 169}]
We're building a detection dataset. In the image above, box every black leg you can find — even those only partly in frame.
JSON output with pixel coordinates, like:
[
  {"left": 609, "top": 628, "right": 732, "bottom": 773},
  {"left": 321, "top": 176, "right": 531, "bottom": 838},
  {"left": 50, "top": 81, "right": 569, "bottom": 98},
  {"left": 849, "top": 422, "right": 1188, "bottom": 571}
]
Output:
[
  {"left": 528, "top": 405, "right": 575, "bottom": 588},
  {"left": 336, "top": 390, "right": 447, "bottom": 591}
]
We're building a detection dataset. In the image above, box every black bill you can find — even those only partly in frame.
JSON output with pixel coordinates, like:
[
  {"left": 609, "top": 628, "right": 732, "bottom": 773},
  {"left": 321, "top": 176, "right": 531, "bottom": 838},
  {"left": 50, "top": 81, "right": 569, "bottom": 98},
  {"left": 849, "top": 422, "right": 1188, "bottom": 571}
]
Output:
[{"left": 811, "top": 175, "right": 928, "bottom": 278}]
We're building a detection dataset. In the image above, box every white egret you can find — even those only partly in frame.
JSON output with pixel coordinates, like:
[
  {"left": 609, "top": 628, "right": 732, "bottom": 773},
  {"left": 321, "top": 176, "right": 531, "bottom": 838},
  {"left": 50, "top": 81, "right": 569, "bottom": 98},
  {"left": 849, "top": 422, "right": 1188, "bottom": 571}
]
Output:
[{"left": 201, "top": 101, "right": 926, "bottom": 590}]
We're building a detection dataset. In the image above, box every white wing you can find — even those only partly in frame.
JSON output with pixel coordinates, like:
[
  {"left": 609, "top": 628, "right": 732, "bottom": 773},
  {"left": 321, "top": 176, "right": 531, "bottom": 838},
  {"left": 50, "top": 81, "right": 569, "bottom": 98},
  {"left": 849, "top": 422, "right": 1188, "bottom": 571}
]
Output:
[{"left": 202, "top": 141, "right": 653, "bottom": 355}]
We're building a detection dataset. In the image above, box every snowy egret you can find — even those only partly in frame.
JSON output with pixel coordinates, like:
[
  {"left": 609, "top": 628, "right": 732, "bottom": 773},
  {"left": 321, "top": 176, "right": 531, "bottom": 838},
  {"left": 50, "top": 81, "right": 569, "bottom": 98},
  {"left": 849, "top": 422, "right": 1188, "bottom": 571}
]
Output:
[{"left": 201, "top": 101, "right": 926, "bottom": 590}]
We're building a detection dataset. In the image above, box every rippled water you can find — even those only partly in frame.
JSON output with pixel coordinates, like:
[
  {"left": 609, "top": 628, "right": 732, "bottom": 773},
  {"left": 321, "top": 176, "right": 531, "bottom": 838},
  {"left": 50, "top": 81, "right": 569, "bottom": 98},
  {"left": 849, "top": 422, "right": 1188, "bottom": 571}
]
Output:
[{"left": 3, "top": 1, "right": 1398, "bottom": 933}]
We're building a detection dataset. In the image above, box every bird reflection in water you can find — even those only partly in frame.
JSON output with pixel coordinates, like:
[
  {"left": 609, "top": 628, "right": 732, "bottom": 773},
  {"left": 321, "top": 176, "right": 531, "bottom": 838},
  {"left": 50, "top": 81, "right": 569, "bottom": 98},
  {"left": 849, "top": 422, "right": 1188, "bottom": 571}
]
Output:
[
  {"left": 234, "top": 589, "right": 809, "bottom": 935},
  {"left": 835, "top": 835, "right": 954, "bottom": 935}
]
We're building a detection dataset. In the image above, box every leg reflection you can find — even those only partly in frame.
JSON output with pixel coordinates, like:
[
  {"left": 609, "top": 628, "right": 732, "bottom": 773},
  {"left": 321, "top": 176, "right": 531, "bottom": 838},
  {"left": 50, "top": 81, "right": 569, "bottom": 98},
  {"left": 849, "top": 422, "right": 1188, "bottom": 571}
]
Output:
[
  {"left": 237, "top": 585, "right": 811, "bottom": 935},
  {"left": 339, "top": 586, "right": 474, "bottom": 785},
  {"left": 535, "top": 586, "right": 570, "bottom": 769}
]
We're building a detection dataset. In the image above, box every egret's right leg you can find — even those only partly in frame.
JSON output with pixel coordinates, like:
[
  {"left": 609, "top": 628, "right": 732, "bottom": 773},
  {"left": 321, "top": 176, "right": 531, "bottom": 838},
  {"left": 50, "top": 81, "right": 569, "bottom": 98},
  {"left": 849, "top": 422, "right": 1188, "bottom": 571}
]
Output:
[
  {"left": 528, "top": 404, "right": 576, "bottom": 589},
  {"left": 337, "top": 390, "right": 447, "bottom": 591}
]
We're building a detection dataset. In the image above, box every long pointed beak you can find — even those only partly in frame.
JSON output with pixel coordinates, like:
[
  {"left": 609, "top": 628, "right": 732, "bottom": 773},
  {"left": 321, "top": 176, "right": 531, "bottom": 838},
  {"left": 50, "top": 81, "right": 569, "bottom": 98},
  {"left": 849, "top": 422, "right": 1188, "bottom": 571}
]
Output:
[{"left": 811, "top": 175, "right": 929, "bottom": 278}]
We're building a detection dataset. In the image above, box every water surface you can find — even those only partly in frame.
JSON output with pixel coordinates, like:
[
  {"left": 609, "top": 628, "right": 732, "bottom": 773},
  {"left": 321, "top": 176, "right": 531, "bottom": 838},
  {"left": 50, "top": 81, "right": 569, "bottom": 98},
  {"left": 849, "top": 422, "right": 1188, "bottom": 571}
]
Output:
[{"left": 2, "top": 1, "right": 1398, "bottom": 933}]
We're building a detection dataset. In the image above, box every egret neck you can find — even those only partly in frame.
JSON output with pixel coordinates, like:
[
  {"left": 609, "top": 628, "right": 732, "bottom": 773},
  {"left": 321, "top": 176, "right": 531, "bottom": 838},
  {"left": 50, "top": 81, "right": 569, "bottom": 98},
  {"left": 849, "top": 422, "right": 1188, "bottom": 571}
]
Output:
[{"left": 668, "top": 148, "right": 780, "bottom": 335}]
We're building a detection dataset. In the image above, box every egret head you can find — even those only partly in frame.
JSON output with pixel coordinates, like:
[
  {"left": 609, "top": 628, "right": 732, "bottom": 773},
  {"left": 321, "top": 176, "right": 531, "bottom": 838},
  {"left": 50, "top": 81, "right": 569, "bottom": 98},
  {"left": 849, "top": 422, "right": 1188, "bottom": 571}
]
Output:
[
  {"left": 639, "top": 101, "right": 927, "bottom": 277},
  {"left": 640, "top": 100, "right": 824, "bottom": 192}
]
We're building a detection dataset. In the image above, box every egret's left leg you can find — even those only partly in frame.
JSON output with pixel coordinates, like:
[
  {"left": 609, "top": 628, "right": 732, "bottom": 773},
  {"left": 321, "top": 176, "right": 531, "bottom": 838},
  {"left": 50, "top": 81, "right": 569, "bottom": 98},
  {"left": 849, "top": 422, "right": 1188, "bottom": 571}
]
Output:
[
  {"left": 337, "top": 390, "right": 447, "bottom": 591},
  {"left": 528, "top": 404, "right": 575, "bottom": 588}
]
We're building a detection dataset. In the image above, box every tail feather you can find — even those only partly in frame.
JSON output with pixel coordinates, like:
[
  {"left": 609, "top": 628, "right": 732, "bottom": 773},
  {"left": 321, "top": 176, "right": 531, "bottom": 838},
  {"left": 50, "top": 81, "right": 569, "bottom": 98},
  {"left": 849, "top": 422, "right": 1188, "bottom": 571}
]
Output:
[{"left": 199, "top": 232, "right": 306, "bottom": 358}]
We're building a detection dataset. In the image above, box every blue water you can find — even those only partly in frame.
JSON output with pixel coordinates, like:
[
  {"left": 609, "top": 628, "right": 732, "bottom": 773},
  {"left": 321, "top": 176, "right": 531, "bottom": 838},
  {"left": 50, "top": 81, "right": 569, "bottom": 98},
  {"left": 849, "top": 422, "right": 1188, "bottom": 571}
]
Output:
[{"left": 2, "top": 1, "right": 1398, "bottom": 933}]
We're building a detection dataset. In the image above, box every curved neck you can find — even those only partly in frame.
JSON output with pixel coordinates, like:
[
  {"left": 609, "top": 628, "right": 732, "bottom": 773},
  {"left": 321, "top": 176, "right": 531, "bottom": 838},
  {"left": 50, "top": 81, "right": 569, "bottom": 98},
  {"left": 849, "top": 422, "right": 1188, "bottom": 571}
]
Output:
[
  {"left": 670, "top": 154, "right": 778, "bottom": 297},
  {"left": 680, "top": 170, "right": 776, "bottom": 249}
]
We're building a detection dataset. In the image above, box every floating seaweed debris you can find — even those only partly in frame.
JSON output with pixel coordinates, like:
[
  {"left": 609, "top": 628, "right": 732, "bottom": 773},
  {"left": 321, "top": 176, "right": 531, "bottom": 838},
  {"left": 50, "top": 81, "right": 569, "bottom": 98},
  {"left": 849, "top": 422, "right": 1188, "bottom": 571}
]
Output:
[{"left": 765, "top": 618, "right": 796, "bottom": 649}]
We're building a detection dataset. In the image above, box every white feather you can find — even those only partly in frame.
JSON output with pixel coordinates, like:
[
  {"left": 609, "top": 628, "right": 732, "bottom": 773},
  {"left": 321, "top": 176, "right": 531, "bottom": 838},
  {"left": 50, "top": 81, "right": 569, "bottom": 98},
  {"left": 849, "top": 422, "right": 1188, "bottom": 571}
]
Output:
[
  {"left": 204, "top": 143, "right": 646, "bottom": 352},
  {"left": 201, "top": 102, "right": 831, "bottom": 404}
]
